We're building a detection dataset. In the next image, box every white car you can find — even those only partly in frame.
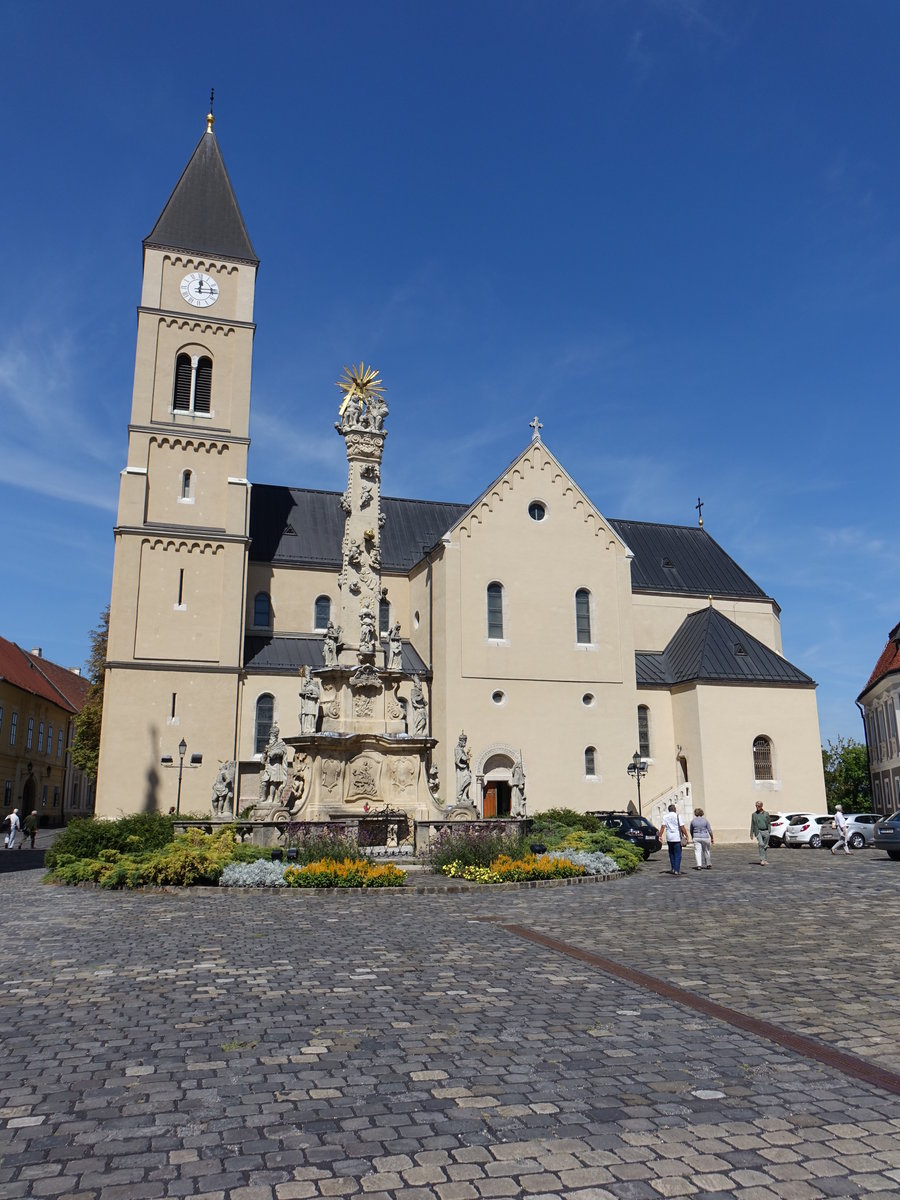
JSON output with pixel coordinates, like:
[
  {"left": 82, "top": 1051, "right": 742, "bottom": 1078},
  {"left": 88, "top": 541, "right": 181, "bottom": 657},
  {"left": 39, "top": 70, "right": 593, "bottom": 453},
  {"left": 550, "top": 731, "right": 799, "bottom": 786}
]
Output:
[
  {"left": 821, "top": 813, "right": 879, "bottom": 849},
  {"left": 769, "top": 813, "right": 803, "bottom": 848},
  {"left": 785, "top": 814, "right": 836, "bottom": 849}
]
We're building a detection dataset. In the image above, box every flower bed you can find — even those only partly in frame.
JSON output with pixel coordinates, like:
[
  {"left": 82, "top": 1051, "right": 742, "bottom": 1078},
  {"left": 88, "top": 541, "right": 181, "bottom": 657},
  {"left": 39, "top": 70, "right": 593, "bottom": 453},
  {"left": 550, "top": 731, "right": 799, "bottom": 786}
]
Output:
[
  {"left": 441, "top": 852, "right": 585, "bottom": 883},
  {"left": 283, "top": 859, "right": 405, "bottom": 888}
]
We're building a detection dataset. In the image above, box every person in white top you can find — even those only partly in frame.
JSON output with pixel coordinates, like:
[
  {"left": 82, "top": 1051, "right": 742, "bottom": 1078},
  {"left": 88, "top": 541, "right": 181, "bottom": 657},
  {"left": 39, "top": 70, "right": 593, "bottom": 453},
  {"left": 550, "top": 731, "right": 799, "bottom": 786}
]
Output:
[
  {"left": 831, "top": 805, "right": 851, "bottom": 855},
  {"left": 658, "top": 804, "right": 688, "bottom": 875},
  {"left": 4, "top": 808, "right": 20, "bottom": 849}
]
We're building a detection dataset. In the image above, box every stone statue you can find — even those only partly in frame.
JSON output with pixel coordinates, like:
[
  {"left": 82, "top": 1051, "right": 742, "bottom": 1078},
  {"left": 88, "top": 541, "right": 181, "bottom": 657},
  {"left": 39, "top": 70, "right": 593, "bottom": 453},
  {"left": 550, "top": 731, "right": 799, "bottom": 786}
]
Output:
[
  {"left": 454, "top": 732, "right": 471, "bottom": 804},
  {"left": 322, "top": 621, "right": 342, "bottom": 668},
  {"left": 211, "top": 760, "right": 235, "bottom": 818},
  {"left": 299, "top": 671, "right": 321, "bottom": 734},
  {"left": 387, "top": 622, "right": 403, "bottom": 671},
  {"left": 409, "top": 676, "right": 428, "bottom": 737},
  {"left": 359, "top": 604, "right": 376, "bottom": 656},
  {"left": 339, "top": 491, "right": 351, "bottom": 515},
  {"left": 511, "top": 757, "right": 526, "bottom": 817},
  {"left": 286, "top": 757, "right": 308, "bottom": 812},
  {"left": 427, "top": 763, "right": 441, "bottom": 802},
  {"left": 360, "top": 483, "right": 374, "bottom": 508},
  {"left": 259, "top": 725, "right": 288, "bottom": 806}
]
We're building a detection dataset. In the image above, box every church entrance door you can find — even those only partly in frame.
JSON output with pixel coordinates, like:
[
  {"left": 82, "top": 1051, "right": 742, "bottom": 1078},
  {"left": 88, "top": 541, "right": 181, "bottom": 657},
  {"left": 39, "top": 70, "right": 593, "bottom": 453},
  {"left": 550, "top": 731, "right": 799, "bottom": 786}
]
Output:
[
  {"left": 482, "top": 781, "right": 511, "bottom": 819},
  {"left": 22, "top": 776, "right": 36, "bottom": 816}
]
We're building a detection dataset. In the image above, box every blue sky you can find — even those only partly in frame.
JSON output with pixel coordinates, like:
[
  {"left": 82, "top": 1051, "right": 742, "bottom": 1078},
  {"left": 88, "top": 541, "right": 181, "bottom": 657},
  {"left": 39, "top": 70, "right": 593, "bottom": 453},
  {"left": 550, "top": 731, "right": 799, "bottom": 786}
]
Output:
[{"left": 2, "top": 0, "right": 898, "bottom": 744}]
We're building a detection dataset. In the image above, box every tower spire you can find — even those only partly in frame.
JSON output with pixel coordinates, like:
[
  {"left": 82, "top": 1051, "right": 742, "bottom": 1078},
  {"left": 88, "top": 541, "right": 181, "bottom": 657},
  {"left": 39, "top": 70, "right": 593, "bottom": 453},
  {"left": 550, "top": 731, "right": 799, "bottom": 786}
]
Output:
[{"left": 206, "top": 87, "right": 215, "bottom": 133}]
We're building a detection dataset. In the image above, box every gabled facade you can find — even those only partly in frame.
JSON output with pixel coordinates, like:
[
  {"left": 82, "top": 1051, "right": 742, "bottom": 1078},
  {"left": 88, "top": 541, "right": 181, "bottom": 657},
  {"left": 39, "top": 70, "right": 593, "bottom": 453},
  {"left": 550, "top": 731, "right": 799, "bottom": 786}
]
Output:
[
  {"left": 95, "top": 117, "right": 826, "bottom": 840},
  {"left": 857, "top": 621, "right": 900, "bottom": 815},
  {"left": 0, "top": 637, "right": 92, "bottom": 825}
]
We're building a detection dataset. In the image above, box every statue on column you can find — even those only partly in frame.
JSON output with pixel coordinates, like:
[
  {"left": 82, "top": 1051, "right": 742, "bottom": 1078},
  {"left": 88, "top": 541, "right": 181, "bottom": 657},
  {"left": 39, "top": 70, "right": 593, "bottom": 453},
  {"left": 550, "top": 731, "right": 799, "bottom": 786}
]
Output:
[
  {"left": 298, "top": 670, "right": 321, "bottom": 734},
  {"left": 322, "top": 621, "right": 342, "bottom": 668},
  {"left": 409, "top": 676, "right": 428, "bottom": 737},
  {"left": 387, "top": 621, "right": 403, "bottom": 671},
  {"left": 259, "top": 725, "right": 288, "bottom": 805},
  {"left": 454, "top": 732, "right": 472, "bottom": 804},
  {"left": 359, "top": 604, "right": 377, "bottom": 657}
]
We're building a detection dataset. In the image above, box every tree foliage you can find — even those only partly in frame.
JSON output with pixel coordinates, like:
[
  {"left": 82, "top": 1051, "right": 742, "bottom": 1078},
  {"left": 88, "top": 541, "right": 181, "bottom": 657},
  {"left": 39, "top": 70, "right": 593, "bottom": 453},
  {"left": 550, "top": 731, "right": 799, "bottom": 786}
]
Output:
[
  {"left": 821, "top": 736, "right": 871, "bottom": 813},
  {"left": 70, "top": 607, "right": 109, "bottom": 780}
]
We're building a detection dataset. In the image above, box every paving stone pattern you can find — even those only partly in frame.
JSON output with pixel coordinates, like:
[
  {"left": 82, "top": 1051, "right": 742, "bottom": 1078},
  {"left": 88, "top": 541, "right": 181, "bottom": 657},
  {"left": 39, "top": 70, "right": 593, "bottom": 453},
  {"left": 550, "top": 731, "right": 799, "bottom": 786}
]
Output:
[{"left": 0, "top": 844, "right": 898, "bottom": 1199}]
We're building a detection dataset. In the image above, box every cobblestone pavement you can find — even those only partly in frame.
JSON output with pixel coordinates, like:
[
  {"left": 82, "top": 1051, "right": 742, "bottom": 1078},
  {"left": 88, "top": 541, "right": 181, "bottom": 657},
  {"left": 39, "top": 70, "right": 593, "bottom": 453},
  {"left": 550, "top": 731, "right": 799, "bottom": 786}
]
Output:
[{"left": 1, "top": 845, "right": 898, "bottom": 1199}]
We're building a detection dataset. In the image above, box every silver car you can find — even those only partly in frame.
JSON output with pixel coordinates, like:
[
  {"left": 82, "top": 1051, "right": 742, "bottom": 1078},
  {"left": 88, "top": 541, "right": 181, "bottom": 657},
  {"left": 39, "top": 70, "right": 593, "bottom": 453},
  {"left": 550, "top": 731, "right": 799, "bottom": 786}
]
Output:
[{"left": 821, "top": 812, "right": 879, "bottom": 849}]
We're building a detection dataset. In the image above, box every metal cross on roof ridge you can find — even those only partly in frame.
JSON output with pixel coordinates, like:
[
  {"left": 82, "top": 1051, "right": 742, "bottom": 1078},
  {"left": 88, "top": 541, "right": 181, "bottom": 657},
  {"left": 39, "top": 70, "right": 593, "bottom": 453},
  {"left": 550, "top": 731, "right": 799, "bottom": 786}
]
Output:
[{"left": 529, "top": 415, "right": 543, "bottom": 441}]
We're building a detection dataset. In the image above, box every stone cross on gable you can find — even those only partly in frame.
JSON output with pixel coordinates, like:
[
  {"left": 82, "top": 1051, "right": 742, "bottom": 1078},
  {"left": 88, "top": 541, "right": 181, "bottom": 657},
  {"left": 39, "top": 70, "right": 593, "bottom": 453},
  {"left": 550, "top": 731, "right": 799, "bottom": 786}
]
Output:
[{"left": 529, "top": 416, "right": 543, "bottom": 441}]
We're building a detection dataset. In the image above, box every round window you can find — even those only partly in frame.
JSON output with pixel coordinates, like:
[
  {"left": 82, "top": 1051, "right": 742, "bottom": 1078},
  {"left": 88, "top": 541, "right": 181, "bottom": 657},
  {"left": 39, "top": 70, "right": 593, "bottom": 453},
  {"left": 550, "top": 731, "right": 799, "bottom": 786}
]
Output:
[
  {"left": 491, "top": 690, "right": 506, "bottom": 705},
  {"left": 582, "top": 693, "right": 595, "bottom": 707},
  {"left": 528, "top": 501, "right": 546, "bottom": 522}
]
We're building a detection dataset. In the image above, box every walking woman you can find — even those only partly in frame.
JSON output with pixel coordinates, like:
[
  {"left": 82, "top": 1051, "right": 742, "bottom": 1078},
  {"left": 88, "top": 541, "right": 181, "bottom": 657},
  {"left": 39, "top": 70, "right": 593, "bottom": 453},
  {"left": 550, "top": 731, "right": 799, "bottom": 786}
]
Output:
[
  {"left": 659, "top": 804, "right": 688, "bottom": 875},
  {"left": 690, "top": 807, "right": 714, "bottom": 869}
]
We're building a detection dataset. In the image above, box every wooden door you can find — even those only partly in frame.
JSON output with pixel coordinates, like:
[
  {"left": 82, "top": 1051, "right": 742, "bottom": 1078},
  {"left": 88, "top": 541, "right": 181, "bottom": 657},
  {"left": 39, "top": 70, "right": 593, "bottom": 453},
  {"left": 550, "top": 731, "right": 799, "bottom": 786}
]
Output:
[{"left": 483, "top": 782, "right": 498, "bottom": 818}]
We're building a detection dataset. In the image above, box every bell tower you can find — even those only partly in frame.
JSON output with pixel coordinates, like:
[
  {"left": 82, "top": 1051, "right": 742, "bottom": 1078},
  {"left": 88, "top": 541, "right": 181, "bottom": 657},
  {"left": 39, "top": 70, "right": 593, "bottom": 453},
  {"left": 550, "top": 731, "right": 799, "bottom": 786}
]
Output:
[{"left": 96, "top": 108, "right": 259, "bottom": 816}]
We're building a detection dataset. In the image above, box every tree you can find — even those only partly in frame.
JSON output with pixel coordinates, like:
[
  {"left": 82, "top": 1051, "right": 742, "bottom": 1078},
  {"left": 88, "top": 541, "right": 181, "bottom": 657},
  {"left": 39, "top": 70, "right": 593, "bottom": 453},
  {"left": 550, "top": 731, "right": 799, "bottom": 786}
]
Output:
[
  {"left": 70, "top": 607, "right": 109, "bottom": 781},
  {"left": 821, "top": 736, "right": 871, "bottom": 813}
]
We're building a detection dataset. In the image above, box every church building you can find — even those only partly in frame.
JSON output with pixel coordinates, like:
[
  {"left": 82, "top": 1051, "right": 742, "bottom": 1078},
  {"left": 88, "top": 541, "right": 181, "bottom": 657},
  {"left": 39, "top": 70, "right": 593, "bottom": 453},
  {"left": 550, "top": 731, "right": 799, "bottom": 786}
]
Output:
[{"left": 95, "top": 114, "right": 826, "bottom": 842}]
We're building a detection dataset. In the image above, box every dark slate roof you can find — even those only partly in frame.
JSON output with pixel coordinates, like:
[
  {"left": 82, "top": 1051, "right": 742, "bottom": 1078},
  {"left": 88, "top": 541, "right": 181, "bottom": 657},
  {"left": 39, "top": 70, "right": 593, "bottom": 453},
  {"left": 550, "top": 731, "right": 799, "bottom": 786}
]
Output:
[
  {"left": 248, "top": 484, "right": 468, "bottom": 572},
  {"left": 244, "top": 634, "right": 428, "bottom": 676},
  {"left": 636, "top": 607, "right": 814, "bottom": 688},
  {"left": 144, "top": 130, "right": 258, "bottom": 265},
  {"left": 607, "top": 519, "right": 768, "bottom": 599}
]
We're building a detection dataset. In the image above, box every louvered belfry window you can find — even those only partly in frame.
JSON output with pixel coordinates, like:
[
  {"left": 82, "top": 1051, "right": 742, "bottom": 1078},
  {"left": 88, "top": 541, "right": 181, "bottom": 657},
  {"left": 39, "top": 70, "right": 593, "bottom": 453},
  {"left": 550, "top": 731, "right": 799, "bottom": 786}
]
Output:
[
  {"left": 194, "top": 357, "right": 212, "bottom": 412},
  {"left": 753, "top": 736, "right": 773, "bottom": 781},
  {"left": 173, "top": 354, "right": 192, "bottom": 410}
]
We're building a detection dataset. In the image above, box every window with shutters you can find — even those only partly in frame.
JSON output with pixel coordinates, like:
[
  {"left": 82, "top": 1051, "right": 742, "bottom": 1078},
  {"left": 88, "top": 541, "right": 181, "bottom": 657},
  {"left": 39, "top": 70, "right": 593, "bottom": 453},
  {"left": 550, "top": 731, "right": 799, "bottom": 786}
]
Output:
[
  {"left": 575, "top": 588, "right": 592, "bottom": 644},
  {"left": 753, "top": 735, "right": 774, "bottom": 781},
  {"left": 487, "top": 582, "right": 504, "bottom": 640},
  {"left": 172, "top": 352, "right": 213, "bottom": 414}
]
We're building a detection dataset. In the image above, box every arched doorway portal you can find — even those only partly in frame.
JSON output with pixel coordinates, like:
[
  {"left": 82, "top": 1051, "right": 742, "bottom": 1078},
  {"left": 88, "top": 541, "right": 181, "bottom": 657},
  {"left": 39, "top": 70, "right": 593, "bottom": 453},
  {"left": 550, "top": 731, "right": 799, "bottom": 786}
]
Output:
[
  {"left": 21, "top": 775, "right": 36, "bottom": 817},
  {"left": 480, "top": 751, "right": 514, "bottom": 818}
]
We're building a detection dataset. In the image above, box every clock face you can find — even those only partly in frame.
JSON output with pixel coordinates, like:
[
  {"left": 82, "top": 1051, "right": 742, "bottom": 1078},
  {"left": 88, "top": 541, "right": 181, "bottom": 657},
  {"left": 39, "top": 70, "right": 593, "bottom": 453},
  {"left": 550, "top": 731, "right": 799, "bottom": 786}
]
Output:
[{"left": 180, "top": 272, "right": 219, "bottom": 308}]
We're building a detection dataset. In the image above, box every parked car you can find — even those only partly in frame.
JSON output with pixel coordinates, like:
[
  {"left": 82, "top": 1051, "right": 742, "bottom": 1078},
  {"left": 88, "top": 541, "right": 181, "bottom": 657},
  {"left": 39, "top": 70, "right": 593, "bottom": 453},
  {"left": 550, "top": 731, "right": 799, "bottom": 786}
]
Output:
[
  {"left": 784, "top": 814, "right": 835, "bottom": 849},
  {"left": 820, "top": 813, "right": 879, "bottom": 849},
  {"left": 769, "top": 813, "right": 804, "bottom": 847},
  {"left": 873, "top": 811, "right": 900, "bottom": 860},
  {"left": 587, "top": 811, "right": 662, "bottom": 859}
]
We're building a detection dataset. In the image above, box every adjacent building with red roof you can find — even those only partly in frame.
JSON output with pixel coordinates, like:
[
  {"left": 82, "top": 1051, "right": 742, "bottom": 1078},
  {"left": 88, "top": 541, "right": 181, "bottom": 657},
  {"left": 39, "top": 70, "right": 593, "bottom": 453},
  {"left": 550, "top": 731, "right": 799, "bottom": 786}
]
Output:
[
  {"left": 0, "top": 636, "right": 95, "bottom": 827},
  {"left": 857, "top": 620, "right": 900, "bottom": 816}
]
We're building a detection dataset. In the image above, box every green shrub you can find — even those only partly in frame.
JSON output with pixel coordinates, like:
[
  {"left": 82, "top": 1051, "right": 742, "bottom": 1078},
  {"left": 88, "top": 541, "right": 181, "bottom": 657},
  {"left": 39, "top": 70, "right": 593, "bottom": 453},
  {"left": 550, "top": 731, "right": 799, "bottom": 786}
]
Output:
[
  {"left": 560, "top": 829, "right": 642, "bottom": 872},
  {"left": 427, "top": 823, "right": 521, "bottom": 871},
  {"left": 45, "top": 813, "right": 175, "bottom": 869},
  {"left": 536, "top": 808, "right": 601, "bottom": 833}
]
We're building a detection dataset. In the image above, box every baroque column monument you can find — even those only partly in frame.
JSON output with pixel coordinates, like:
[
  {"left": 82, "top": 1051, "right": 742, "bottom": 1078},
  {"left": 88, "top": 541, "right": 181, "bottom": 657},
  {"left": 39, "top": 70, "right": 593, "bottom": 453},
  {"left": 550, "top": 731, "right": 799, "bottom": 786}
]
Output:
[{"left": 245, "top": 366, "right": 443, "bottom": 824}]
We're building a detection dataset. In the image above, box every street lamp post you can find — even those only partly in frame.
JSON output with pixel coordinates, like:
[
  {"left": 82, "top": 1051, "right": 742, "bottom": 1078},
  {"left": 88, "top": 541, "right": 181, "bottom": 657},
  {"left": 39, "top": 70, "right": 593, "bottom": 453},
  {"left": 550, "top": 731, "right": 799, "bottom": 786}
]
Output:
[
  {"left": 160, "top": 739, "right": 203, "bottom": 816},
  {"left": 626, "top": 750, "right": 648, "bottom": 817}
]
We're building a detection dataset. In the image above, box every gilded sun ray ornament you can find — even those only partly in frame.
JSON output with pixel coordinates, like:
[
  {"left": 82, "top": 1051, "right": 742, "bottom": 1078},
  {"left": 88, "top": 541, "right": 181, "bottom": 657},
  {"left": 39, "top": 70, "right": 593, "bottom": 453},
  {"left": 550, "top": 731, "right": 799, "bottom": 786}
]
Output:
[{"left": 337, "top": 362, "right": 385, "bottom": 416}]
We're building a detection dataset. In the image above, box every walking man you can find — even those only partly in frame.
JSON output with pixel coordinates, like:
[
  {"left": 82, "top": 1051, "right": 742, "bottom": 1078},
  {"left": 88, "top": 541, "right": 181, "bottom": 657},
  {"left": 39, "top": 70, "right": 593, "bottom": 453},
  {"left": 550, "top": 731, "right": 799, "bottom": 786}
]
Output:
[
  {"left": 659, "top": 803, "right": 688, "bottom": 875},
  {"left": 831, "top": 804, "right": 852, "bottom": 854},
  {"left": 22, "top": 809, "right": 38, "bottom": 849},
  {"left": 750, "top": 800, "right": 771, "bottom": 864}
]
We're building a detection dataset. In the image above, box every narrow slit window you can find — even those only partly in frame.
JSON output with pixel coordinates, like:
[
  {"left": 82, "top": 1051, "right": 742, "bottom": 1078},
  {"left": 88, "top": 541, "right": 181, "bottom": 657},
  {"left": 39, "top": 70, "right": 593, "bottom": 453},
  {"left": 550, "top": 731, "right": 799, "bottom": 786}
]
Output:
[
  {"left": 255, "top": 694, "right": 274, "bottom": 755},
  {"left": 638, "top": 706, "right": 650, "bottom": 758},
  {"left": 584, "top": 746, "right": 597, "bottom": 776},
  {"left": 181, "top": 469, "right": 192, "bottom": 499},
  {"left": 171, "top": 693, "right": 177, "bottom": 719},
  {"left": 379, "top": 597, "right": 391, "bottom": 636},
  {"left": 314, "top": 595, "right": 331, "bottom": 630},
  {"left": 177, "top": 569, "right": 185, "bottom": 606},
  {"left": 575, "top": 588, "right": 592, "bottom": 644}
]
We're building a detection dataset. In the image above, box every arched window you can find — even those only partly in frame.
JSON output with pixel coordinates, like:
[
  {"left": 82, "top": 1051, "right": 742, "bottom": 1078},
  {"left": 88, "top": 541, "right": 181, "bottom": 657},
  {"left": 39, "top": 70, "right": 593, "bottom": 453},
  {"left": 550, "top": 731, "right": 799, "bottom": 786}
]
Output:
[
  {"left": 575, "top": 588, "right": 592, "bottom": 644},
  {"left": 172, "top": 353, "right": 213, "bottom": 414},
  {"left": 173, "top": 354, "right": 192, "bottom": 410},
  {"left": 638, "top": 705, "right": 650, "bottom": 758},
  {"left": 487, "top": 582, "right": 504, "bottom": 640},
  {"left": 314, "top": 595, "right": 331, "bottom": 630},
  {"left": 379, "top": 597, "right": 391, "bottom": 636},
  {"left": 584, "top": 746, "right": 597, "bottom": 776},
  {"left": 181, "top": 469, "right": 193, "bottom": 500},
  {"left": 753, "top": 735, "right": 774, "bottom": 781},
  {"left": 253, "top": 592, "right": 271, "bottom": 628},
  {"left": 255, "top": 694, "right": 274, "bottom": 755}
]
